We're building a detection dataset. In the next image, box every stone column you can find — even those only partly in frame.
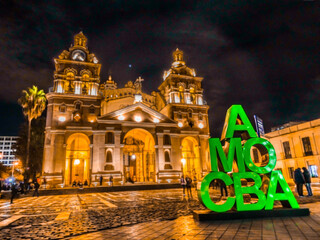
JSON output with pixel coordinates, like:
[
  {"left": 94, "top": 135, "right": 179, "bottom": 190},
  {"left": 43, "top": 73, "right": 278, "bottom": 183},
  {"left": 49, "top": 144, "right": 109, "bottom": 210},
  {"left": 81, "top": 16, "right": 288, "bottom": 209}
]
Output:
[
  {"left": 199, "top": 135, "right": 210, "bottom": 175},
  {"left": 157, "top": 133, "right": 164, "bottom": 171},
  {"left": 114, "top": 131, "right": 122, "bottom": 171},
  {"left": 92, "top": 132, "right": 105, "bottom": 173}
]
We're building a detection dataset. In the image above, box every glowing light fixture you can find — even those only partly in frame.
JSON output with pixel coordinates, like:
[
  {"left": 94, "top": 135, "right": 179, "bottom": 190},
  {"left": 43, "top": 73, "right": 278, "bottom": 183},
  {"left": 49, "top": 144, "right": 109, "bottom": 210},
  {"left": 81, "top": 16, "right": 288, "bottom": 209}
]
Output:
[
  {"left": 74, "top": 159, "right": 80, "bottom": 165},
  {"left": 118, "top": 115, "right": 125, "bottom": 120},
  {"left": 134, "top": 115, "right": 142, "bottom": 122},
  {"left": 198, "top": 122, "right": 204, "bottom": 129},
  {"left": 181, "top": 158, "right": 186, "bottom": 165},
  {"left": 131, "top": 154, "right": 136, "bottom": 160},
  {"left": 58, "top": 116, "right": 66, "bottom": 122},
  {"left": 153, "top": 118, "right": 160, "bottom": 123},
  {"left": 178, "top": 122, "right": 183, "bottom": 128}
]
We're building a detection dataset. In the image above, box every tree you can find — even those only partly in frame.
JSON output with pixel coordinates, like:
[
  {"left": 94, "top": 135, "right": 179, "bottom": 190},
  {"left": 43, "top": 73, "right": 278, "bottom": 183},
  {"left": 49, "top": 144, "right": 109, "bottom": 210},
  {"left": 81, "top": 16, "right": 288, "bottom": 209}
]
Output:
[
  {"left": 18, "top": 86, "right": 46, "bottom": 170},
  {"left": 12, "top": 117, "right": 46, "bottom": 179}
]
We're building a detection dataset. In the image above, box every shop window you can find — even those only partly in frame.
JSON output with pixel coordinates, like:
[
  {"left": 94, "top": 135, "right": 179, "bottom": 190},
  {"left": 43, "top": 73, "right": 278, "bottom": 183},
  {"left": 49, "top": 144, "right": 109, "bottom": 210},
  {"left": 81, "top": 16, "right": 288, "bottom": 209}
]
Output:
[
  {"left": 308, "top": 165, "right": 318, "bottom": 178},
  {"left": 106, "top": 132, "right": 114, "bottom": 144},
  {"left": 302, "top": 137, "right": 313, "bottom": 156},
  {"left": 164, "top": 164, "right": 172, "bottom": 170},
  {"left": 288, "top": 167, "right": 294, "bottom": 179},
  {"left": 163, "top": 135, "right": 171, "bottom": 145},
  {"left": 165, "top": 151, "right": 171, "bottom": 162},
  {"left": 283, "top": 141, "right": 292, "bottom": 159}
]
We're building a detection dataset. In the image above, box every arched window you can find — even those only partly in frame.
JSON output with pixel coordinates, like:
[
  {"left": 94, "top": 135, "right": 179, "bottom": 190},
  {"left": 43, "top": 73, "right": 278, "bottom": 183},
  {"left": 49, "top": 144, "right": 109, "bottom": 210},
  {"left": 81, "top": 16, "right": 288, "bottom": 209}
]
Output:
[
  {"left": 199, "top": 113, "right": 203, "bottom": 121},
  {"left": 188, "top": 109, "right": 193, "bottom": 118},
  {"left": 66, "top": 72, "right": 75, "bottom": 81},
  {"left": 177, "top": 111, "right": 182, "bottom": 120},
  {"left": 164, "top": 135, "right": 171, "bottom": 145},
  {"left": 75, "top": 102, "right": 81, "bottom": 110},
  {"left": 106, "top": 132, "right": 114, "bottom": 144},
  {"left": 89, "top": 106, "right": 95, "bottom": 114},
  {"left": 59, "top": 104, "right": 66, "bottom": 113},
  {"left": 106, "top": 151, "right": 112, "bottom": 163},
  {"left": 165, "top": 151, "right": 171, "bottom": 162},
  {"left": 82, "top": 74, "right": 90, "bottom": 81}
]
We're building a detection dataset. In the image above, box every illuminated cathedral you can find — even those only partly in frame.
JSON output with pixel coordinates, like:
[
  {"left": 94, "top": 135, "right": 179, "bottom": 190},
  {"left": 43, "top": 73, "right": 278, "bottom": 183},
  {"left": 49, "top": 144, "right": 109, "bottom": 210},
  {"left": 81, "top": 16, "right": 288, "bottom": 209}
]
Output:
[{"left": 43, "top": 32, "right": 210, "bottom": 186}]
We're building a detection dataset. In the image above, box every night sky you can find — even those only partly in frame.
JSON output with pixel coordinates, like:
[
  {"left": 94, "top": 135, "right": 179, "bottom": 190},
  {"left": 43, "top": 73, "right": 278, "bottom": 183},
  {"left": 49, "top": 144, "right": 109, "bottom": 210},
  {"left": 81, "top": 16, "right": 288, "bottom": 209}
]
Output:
[{"left": 0, "top": 1, "right": 319, "bottom": 137}]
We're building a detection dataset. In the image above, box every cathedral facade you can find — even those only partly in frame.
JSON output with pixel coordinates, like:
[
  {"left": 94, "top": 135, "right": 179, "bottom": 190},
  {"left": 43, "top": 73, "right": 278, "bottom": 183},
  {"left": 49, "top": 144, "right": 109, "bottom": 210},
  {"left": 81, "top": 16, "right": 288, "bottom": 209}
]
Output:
[{"left": 43, "top": 32, "right": 211, "bottom": 186}]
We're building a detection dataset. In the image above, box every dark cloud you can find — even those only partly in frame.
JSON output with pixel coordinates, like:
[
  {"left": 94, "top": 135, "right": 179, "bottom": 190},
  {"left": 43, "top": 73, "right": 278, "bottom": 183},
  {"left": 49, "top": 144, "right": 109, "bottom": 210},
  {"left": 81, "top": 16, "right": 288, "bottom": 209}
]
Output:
[{"left": 0, "top": 0, "right": 319, "bottom": 136}]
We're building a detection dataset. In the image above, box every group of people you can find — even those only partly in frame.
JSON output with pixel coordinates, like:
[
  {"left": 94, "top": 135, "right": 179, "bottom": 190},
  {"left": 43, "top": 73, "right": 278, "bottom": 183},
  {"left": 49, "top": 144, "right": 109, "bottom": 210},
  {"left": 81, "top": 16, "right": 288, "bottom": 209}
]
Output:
[
  {"left": 180, "top": 175, "right": 194, "bottom": 199},
  {"left": 72, "top": 180, "right": 89, "bottom": 188},
  {"left": 10, "top": 180, "right": 40, "bottom": 203},
  {"left": 294, "top": 167, "right": 313, "bottom": 197}
]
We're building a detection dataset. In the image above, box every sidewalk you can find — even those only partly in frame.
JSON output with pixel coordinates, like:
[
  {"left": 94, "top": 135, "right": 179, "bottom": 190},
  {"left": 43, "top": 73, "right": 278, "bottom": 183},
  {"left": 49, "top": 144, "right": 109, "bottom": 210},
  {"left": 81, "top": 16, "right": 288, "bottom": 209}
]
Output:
[{"left": 69, "top": 202, "right": 320, "bottom": 240}]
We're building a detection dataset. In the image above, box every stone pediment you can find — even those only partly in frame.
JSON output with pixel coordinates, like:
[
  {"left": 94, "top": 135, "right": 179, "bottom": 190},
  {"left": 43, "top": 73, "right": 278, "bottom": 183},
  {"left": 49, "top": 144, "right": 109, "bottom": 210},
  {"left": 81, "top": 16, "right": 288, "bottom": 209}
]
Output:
[{"left": 98, "top": 102, "right": 176, "bottom": 124}]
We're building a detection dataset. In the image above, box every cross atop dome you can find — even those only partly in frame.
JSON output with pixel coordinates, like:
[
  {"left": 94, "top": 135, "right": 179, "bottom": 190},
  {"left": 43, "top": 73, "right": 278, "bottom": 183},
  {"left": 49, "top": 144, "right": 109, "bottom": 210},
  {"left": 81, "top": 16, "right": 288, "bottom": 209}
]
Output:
[{"left": 74, "top": 31, "right": 87, "bottom": 48}]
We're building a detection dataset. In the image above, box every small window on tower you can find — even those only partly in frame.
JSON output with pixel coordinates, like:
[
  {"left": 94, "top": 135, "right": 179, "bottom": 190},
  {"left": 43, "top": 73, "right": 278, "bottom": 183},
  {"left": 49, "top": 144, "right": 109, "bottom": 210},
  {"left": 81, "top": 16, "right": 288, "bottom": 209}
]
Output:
[
  {"left": 66, "top": 72, "right": 75, "bottom": 81},
  {"left": 59, "top": 105, "right": 66, "bottom": 113},
  {"left": 188, "top": 109, "right": 193, "bottom": 118},
  {"left": 75, "top": 102, "right": 81, "bottom": 110},
  {"left": 89, "top": 106, "right": 95, "bottom": 114},
  {"left": 199, "top": 113, "right": 203, "bottom": 121}
]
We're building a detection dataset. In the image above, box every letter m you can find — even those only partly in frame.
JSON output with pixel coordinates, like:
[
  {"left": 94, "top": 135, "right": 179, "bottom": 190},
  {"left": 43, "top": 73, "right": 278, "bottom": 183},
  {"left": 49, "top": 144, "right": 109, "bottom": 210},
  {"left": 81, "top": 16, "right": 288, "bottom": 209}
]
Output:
[{"left": 209, "top": 138, "right": 245, "bottom": 172}]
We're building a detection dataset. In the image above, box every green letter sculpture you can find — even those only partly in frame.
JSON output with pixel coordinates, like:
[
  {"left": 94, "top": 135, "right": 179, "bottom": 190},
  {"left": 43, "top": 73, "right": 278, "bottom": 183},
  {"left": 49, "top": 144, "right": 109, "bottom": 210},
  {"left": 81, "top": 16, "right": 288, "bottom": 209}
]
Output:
[{"left": 199, "top": 105, "right": 299, "bottom": 212}]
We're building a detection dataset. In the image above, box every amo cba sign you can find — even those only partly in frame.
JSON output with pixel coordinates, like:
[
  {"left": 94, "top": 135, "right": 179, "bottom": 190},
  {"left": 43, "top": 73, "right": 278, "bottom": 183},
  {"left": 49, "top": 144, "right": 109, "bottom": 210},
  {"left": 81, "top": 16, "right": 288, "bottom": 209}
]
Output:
[{"left": 199, "top": 105, "right": 299, "bottom": 212}]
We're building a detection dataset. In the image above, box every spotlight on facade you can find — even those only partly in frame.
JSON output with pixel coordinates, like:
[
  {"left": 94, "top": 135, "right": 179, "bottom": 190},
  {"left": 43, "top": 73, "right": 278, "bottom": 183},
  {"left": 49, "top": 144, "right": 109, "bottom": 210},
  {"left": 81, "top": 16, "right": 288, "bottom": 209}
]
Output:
[
  {"left": 178, "top": 122, "right": 183, "bottom": 128},
  {"left": 58, "top": 116, "right": 66, "bottom": 122},
  {"left": 181, "top": 158, "right": 186, "bottom": 165},
  {"left": 153, "top": 118, "right": 160, "bottom": 123},
  {"left": 198, "top": 122, "right": 204, "bottom": 129},
  {"left": 118, "top": 115, "right": 125, "bottom": 120},
  {"left": 134, "top": 115, "right": 142, "bottom": 122},
  {"left": 74, "top": 159, "right": 80, "bottom": 165}
]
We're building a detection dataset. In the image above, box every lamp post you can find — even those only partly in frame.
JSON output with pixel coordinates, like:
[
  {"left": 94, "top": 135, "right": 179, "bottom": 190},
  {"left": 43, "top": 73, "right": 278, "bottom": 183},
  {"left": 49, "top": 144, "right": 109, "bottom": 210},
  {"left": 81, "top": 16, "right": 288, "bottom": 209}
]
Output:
[{"left": 74, "top": 159, "right": 80, "bottom": 179}]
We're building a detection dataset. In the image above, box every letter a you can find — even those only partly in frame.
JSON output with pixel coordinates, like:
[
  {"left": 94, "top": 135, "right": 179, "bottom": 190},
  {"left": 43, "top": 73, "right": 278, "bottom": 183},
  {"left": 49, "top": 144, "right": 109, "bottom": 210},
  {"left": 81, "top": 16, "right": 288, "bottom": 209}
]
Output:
[{"left": 221, "top": 105, "right": 257, "bottom": 140}]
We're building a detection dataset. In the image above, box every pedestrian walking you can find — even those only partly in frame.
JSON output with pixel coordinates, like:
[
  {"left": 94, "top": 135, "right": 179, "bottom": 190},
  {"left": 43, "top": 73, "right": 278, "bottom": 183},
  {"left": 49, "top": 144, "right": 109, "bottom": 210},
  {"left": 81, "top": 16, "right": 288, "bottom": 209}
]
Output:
[
  {"left": 180, "top": 175, "right": 186, "bottom": 196},
  {"left": 19, "top": 181, "right": 25, "bottom": 195},
  {"left": 84, "top": 180, "right": 88, "bottom": 186},
  {"left": 99, "top": 175, "right": 103, "bottom": 186},
  {"left": 294, "top": 168, "right": 305, "bottom": 197},
  {"left": 72, "top": 180, "right": 77, "bottom": 187},
  {"left": 11, "top": 183, "right": 18, "bottom": 204},
  {"left": 186, "top": 176, "right": 193, "bottom": 199},
  {"left": 302, "top": 167, "right": 313, "bottom": 196},
  {"left": 33, "top": 181, "right": 40, "bottom": 197},
  {"left": 109, "top": 175, "right": 113, "bottom": 187},
  {"left": 218, "top": 179, "right": 228, "bottom": 197}
]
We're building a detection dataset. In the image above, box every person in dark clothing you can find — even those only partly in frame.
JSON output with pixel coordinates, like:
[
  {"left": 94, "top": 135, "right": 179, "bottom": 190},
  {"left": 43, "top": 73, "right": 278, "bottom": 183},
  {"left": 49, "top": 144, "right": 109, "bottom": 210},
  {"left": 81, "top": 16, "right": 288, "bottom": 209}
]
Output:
[
  {"left": 218, "top": 179, "right": 228, "bottom": 197},
  {"left": 19, "top": 182, "right": 25, "bottom": 195},
  {"left": 99, "top": 175, "right": 103, "bottom": 186},
  {"left": 33, "top": 181, "right": 40, "bottom": 197},
  {"left": 109, "top": 175, "right": 113, "bottom": 187},
  {"left": 84, "top": 180, "right": 88, "bottom": 186},
  {"left": 302, "top": 167, "right": 313, "bottom": 196},
  {"left": 294, "top": 168, "right": 305, "bottom": 197},
  {"left": 180, "top": 175, "right": 186, "bottom": 196},
  {"left": 11, "top": 183, "right": 18, "bottom": 204},
  {"left": 72, "top": 180, "right": 77, "bottom": 187},
  {"left": 186, "top": 176, "right": 193, "bottom": 199}
]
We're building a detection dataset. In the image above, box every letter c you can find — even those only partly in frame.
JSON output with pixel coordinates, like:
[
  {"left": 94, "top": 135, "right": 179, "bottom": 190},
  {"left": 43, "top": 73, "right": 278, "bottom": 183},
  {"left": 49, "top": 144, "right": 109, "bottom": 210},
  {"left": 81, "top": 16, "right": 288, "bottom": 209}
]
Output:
[{"left": 198, "top": 172, "right": 235, "bottom": 212}]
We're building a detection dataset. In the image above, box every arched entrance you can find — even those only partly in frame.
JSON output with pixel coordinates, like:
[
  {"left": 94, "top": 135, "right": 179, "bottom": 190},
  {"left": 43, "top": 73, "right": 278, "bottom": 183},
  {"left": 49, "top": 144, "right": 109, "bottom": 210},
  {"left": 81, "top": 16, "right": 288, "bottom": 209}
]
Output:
[
  {"left": 181, "top": 137, "right": 201, "bottom": 179},
  {"left": 123, "top": 129, "right": 155, "bottom": 182},
  {"left": 65, "top": 133, "right": 90, "bottom": 185}
]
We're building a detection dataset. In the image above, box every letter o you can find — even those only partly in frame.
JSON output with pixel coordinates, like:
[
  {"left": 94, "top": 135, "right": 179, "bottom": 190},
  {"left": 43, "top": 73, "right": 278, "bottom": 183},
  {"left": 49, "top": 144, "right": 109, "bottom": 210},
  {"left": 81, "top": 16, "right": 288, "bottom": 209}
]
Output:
[{"left": 243, "top": 138, "right": 277, "bottom": 174}]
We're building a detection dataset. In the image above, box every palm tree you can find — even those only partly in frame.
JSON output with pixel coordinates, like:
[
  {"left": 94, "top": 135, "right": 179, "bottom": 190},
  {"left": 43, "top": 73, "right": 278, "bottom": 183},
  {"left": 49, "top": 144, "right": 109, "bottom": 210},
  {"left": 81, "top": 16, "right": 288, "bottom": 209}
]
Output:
[{"left": 18, "top": 86, "right": 46, "bottom": 170}]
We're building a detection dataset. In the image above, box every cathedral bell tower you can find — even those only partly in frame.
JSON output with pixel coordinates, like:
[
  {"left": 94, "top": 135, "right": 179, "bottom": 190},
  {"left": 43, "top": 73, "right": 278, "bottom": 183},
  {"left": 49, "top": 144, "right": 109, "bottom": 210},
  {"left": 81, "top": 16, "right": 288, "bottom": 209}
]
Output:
[
  {"left": 53, "top": 31, "right": 101, "bottom": 96},
  {"left": 158, "top": 49, "right": 209, "bottom": 134}
]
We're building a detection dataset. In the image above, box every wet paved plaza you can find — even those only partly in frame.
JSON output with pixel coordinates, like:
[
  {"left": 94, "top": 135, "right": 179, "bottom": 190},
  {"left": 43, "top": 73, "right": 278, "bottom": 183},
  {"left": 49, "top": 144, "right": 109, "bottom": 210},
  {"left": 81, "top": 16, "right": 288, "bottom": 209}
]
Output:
[{"left": 0, "top": 188, "right": 320, "bottom": 239}]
